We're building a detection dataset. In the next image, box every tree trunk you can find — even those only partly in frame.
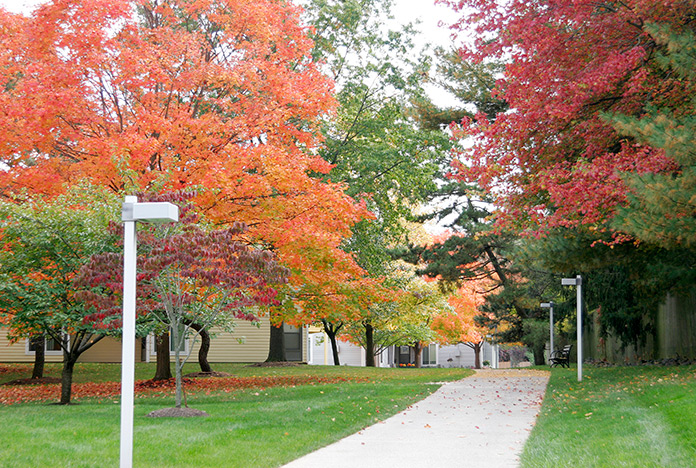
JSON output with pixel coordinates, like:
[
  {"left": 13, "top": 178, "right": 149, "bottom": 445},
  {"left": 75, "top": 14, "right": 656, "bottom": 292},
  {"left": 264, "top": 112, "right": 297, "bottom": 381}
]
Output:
[
  {"left": 364, "top": 322, "right": 375, "bottom": 367},
  {"left": 197, "top": 328, "right": 212, "bottom": 373},
  {"left": 57, "top": 332, "right": 104, "bottom": 404},
  {"left": 187, "top": 322, "right": 212, "bottom": 373},
  {"left": 465, "top": 342, "right": 483, "bottom": 369},
  {"left": 266, "top": 322, "right": 286, "bottom": 362},
  {"left": 474, "top": 343, "right": 482, "bottom": 369},
  {"left": 533, "top": 341, "right": 546, "bottom": 366},
  {"left": 31, "top": 335, "right": 45, "bottom": 379},
  {"left": 321, "top": 319, "right": 343, "bottom": 366},
  {"left": 153, "top": 333, "right": 172, "bottom": 380},
  {"left": 59, "top": 356, "right": 76, "bottom": 405},
  {"left": 174, "top": 336, "right": 184, "bottom": 408},
  {"left": 414, "top": 343, "right": 423, "bottom": 368}
]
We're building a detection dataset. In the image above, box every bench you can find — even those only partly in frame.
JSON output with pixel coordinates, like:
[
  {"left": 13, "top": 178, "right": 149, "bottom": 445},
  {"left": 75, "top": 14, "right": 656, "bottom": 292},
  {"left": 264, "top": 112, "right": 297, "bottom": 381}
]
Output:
[{"left": 549, "top": 344, "right": 572, "bottom": 368}]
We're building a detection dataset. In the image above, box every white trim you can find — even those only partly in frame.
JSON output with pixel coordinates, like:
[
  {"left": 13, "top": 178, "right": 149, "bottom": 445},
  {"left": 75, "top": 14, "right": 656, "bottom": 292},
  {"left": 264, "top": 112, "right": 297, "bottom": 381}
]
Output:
[
  {"left": 422, "top": 343, "right": 438, "bottom": 366},
  {"left": 144, "top": 335, "right": 152, "bottom": 363},
  {"left": 25, "top": 333, "right": 68, "bottom": 356},
  {"left": 148, "top": 330, "right": 191, "bottom": 357}
]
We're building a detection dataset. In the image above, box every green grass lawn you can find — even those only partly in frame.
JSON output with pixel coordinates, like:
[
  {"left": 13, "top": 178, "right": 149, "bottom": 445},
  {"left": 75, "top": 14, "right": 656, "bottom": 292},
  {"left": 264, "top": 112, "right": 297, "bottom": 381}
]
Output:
[
  {"left": 521, "top": 364, "right": 696, "bottom": 467},
  {"left": 0, "top": 363, "right": 473, "bottom": 467}
]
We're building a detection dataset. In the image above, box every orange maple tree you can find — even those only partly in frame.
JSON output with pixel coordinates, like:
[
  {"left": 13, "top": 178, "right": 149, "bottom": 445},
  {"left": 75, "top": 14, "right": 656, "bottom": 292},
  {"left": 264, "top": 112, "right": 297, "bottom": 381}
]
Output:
[
  {"left": 0, "top": 1, "right": 380, "bottom": 327},
  {"left": 432, "top": 279, "right": 489, "bottom": 369}
]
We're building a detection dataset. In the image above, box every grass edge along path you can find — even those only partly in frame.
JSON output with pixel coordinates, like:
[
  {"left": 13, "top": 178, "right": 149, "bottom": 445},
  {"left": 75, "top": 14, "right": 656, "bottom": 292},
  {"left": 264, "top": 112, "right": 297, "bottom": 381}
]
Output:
[
  {"left": 520, "top": 364, "right": 696, "bottom": 468},
  {"left": 0, "top": 364, "right": 473, "bottom": 467}
]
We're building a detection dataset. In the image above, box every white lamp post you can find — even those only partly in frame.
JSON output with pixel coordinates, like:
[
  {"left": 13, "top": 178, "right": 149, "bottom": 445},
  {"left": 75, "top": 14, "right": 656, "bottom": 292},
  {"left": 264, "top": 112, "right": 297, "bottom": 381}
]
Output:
[
  {"left": 540, "top": 301, "right": 555, "bottom": 363},
  {"left": 120, "top": 196, "right": 178, "bottom": 468},
  {"left": 561, "top": 275, "right": 583, "bottom": 382}
]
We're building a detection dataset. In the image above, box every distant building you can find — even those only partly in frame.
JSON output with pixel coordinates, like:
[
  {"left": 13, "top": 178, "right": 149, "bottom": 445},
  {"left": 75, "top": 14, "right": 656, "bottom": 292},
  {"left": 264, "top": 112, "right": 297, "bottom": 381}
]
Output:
[
  {"left": 0, "top": 319, "right": 307, "bottom": 364},
  {"left": 307, "top": 330, "right": 498, "bottom": 368}
]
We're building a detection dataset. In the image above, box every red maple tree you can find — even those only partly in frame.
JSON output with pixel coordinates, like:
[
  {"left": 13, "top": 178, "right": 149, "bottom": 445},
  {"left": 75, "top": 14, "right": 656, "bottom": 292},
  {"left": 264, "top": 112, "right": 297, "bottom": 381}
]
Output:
[
  {"left": 439, "top": 0, "right": 692, "bottom": 236},
  {"left": 77, "top": 192, "right": 289, "bottom": 407}
]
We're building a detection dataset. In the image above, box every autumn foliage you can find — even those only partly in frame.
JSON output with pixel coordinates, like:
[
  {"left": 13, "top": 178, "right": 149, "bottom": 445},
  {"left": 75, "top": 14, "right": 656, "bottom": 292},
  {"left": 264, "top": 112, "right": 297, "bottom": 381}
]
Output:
[
  {"left": 0, "top": 0, "right": 378, "bottom": 327},
  {"left": 0, "top": 374, "right": 367, "bottom": 406},
  {"left": 1, "top": 0, "right": 332, "bottom": 196},
  {"left": 440, "top": 0, "right": 693, "bottom": 236},
  {"left": 432, "top": 281, "right": 487, "bottom": 346},
  {"left": 431, "top": 278, "right": 490, "bottom": 368}
]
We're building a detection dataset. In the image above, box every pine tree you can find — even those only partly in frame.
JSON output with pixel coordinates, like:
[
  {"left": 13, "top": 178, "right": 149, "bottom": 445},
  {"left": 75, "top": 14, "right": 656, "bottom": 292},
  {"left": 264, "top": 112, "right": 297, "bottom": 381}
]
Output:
[{"left": 609, "top": 24, "right": 696, "bottom": 249}]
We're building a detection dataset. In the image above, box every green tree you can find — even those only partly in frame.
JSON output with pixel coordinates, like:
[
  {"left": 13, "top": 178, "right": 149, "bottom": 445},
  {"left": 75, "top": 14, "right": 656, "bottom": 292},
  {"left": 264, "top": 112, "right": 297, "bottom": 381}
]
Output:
[
  {"left": 412, "top": 48, "right": 506, "bottom": 130},
  {"left": 305, "top": 0, "right": 451, "bottom": 262},
  {"left": 296, "top": 0, "right": 453, "bottom": 361},
  {"left": 0, "top": 185, "right": 119, "bottom": 404},
  {"left": 517, "top": 227, "right": 696, "bottom": 350},
  {"left": 397, "top": 181, "right": 566, "bottom": 364},
  {"left": 342, "top": 264, "right": 446, "bottom": 367}
]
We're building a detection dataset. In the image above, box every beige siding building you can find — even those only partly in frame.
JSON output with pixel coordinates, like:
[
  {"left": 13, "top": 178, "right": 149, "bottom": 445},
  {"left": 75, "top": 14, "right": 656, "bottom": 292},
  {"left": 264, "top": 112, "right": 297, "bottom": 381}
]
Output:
[{"left": 0, "top": 317, "right": 306, "bottom": 364}]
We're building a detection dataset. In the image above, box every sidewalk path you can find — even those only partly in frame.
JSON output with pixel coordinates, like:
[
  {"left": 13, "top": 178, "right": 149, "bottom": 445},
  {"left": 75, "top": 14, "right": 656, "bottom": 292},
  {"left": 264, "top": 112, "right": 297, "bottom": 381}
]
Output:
[{"left": 282, "top": 369, "right": 549, "bottom": 468}]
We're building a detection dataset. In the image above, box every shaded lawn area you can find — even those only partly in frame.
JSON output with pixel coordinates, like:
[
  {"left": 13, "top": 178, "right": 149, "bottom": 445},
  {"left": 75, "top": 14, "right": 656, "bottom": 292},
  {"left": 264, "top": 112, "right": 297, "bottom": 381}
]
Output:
[
  {"left": 521, "top": 364, "right": 696, "bottom": 467},
  {"left": 1, "top": 363, "right": 473, "bottom": 467}
]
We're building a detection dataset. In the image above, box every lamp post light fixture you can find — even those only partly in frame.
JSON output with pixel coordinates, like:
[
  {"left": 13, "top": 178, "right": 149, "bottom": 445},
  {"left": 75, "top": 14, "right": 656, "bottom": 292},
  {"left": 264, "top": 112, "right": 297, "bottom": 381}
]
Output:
[
  {"left": 120, "top": 196, "right": 178, "bottom": 468},
  {"left": 540, "top": 301, "right": 555, "bottom": 362},
  {"left": 561, "top": 275, "right": 583, "bottom": 382}
]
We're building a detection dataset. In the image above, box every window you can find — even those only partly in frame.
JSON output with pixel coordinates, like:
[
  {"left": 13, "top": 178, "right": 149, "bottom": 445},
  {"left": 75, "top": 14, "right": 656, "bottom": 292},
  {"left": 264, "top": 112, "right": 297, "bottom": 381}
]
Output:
[
  {"left": 283, "top": 323, "right": 302, "bottom": 361},
  {"left": 149, "top": 327, "right": 190, "bottom": 356},
  {"left": 26, "top": 332, "right": 68, "bottom": 356},
  {"left": 398, "top": 345, "right": 411, "bottom": 365},
  {"left": 422, "top": 343, "right": 437, "bottom": 366}
]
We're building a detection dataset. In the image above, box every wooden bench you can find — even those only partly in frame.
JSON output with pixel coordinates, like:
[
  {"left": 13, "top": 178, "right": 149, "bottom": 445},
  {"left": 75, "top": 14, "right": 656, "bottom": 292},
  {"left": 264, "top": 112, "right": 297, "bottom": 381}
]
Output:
[{"left": 549, "top": 344, "right": 572, "bottom": 368}]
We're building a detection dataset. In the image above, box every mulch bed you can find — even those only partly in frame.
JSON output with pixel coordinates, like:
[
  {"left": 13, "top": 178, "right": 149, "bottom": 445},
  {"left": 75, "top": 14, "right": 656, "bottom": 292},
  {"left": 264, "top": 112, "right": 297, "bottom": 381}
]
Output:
[
  {"left": 1, "top": 373, "right": 364, "bottom": 405},
  {"left": 1, "top": 377, "right": 62, "bottom": 386},
  {"left": 246, "top": 361, "right": 306, "bottom": 367},
  {"left": 146, "top": 407, "right": 209, "bottom": 418},
  {"left": 183, "top": 371, "right": 232, "bottom": 378}
]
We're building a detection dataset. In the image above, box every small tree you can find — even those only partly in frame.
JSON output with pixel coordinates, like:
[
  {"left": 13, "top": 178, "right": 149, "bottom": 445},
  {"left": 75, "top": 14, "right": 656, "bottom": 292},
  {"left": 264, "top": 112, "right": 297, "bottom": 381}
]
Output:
[
  {"left": 79, "top": 193, "right": 289, "bottom": 408},
  {"left": 432, "top": 282, "right": 488, "bottom": 369},
  {"left": 0, "top": 185, "right": 119, "bottom": 404},
  {"left": 342, "top": 266, "right": 446, "bottom": 367}
]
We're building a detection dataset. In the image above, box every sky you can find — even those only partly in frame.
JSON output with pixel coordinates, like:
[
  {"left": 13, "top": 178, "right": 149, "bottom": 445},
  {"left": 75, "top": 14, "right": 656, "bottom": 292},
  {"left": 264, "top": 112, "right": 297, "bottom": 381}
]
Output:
[
  {"left": 0, "top": 0, "right": 38, "bottom": 12},
  {"left": 393, "top": 0, "right": 459, "bottom": 48}
]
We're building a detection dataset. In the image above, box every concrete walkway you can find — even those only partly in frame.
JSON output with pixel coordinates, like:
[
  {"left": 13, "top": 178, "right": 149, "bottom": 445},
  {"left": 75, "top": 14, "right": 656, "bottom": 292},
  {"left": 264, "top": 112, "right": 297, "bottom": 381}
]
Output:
[{"left": 282, "top": 369, "right": 549, "bottom": 468}]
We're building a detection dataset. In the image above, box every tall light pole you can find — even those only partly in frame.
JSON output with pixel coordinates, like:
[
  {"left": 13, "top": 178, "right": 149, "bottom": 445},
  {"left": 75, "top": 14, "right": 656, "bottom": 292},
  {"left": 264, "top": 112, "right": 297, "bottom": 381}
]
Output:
[
  {"left": 561, "top": 275, "right": 583, "bottom": 382},
  {"left": 120, "top": 196, "right": 179, "bottom": 468},
  {"left": 540, "top": 301, "right": 554, "bottom": 361}
]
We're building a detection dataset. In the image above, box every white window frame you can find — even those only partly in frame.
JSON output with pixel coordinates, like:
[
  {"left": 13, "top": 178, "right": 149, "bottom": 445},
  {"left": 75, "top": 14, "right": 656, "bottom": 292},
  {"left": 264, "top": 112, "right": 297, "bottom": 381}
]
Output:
[
  {"left": 25, "top": 332, "right": 69, "bottom": 356},
  {"left": 149, "top": 328, "right": 191, "bottom": 356},
  {"left": 422, "top": 343, "right": 438, "bottom": 366}
]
